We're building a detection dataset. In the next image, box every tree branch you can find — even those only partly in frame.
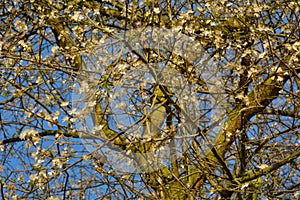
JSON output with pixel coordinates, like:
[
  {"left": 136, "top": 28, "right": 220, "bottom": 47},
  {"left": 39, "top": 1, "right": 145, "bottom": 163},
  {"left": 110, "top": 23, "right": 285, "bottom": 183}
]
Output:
[{"left": 237, "top": 146, "right": 300, "bottom": 183}]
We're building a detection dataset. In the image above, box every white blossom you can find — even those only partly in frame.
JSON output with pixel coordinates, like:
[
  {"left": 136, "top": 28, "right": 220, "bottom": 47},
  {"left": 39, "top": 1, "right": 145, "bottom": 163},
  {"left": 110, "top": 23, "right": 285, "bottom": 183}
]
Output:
[
  {"left": 241, "top": 182, "right": 249, "bottom": 190},
  {"left": 61, "top": 101, "right": 69, "bottom": 107},
  {"left": 52, "top": 158, "right": 63, "bottom": 168},
  {"left": 257, "top": 164, "right": 269, "bottom": 169},
  {"left": 19, "top": 129, "right": 38, "bottom": 140},
  {"left": 71, "top": 11, "right": 84, "bottom": 21},
  {"left": 292, "top": 42, "right": 300, "bottom": 51},
  {"left": 29, "top": 173, "right": 39, "bottom": 182},
  {"left": 153, "top": 7, "right": 160, "bottom": 14},
  {"left": 51, "top": 46, "right": 59, "bottom": 53}
]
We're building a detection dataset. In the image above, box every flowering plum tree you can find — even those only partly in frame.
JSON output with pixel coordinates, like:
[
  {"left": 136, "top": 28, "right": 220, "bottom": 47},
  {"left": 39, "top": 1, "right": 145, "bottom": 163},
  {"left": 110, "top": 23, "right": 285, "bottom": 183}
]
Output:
[{"left": 1, "top": 0, "right": 300, "bottom": 199}]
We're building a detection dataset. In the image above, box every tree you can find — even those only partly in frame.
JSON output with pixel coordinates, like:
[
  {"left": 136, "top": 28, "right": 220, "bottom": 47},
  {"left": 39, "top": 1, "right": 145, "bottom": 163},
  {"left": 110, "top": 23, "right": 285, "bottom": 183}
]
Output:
[{"left": 1, "top": 0, "right": 300, "bottom": 199}]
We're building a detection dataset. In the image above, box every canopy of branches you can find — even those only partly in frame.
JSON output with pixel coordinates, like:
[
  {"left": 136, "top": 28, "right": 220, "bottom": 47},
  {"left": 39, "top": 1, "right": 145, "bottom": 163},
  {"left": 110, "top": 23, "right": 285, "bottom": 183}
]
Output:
[{"left": 0, "top": 0, "right": 300, "bottom": 199}]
